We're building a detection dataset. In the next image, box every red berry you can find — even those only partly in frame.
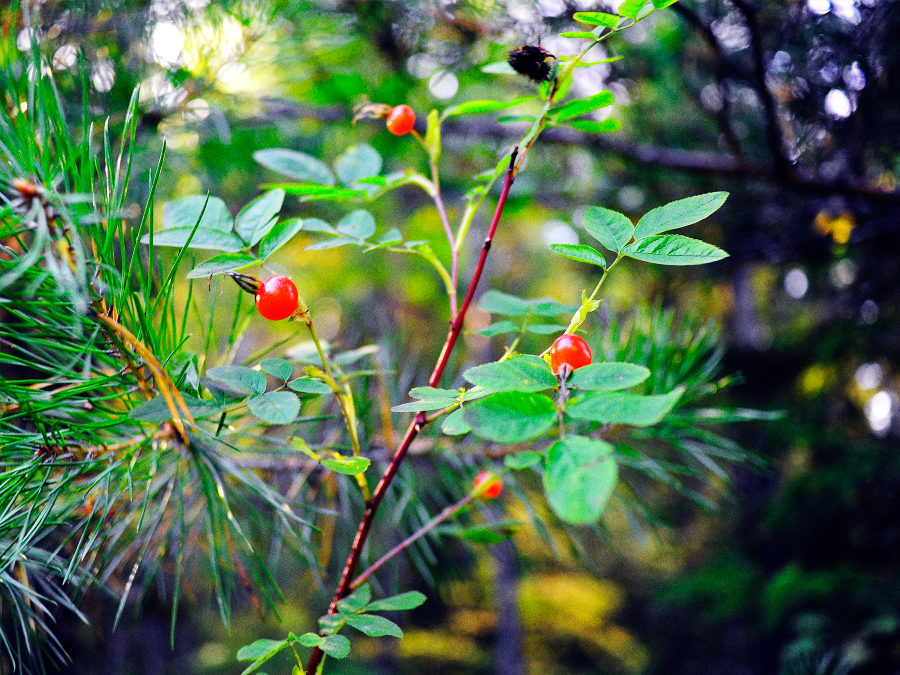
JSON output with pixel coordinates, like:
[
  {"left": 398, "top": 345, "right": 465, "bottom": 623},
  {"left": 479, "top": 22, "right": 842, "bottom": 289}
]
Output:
[
  {"left": 255, "top": 275, "right": 299, "bottom": 321},
  {"left": 386, "top": 105, "right": 415, "bottom": 135},
  {"left": 473, "top": 470, "right": 503, "bottom": 500},
  {"left": 548, "top": 334, "right": 592, "bottom": 375}
]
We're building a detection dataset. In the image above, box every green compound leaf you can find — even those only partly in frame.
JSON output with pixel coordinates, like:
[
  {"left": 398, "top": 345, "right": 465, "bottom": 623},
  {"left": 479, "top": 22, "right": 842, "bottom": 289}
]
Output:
[
  {"left": 566, "top": 387, "right": 684, "bottom": 426},
  {"left": 345, "top": 614, "right": 404, "bottom": 638},
  {"left": 287, "top": 378, "right": 333, "bottom": 395},
  {"left": 335, "top": 210, "right": 376, "bottom": 240},
  {"left": 573, "top": 11, "right": 621, "bottom": 27},
  {"left": 320, "top": 635, "right": 350, "bottom": 659},
  {"left": 544, "top": 435, "right": 617, "bottom": 524},
  {"left": 320, "top": 454, "right": 371, "bottom": 476},
  {"left": 248, "top": 391, "right": 301, "bottom": 424},
  {"left": 623, "top": 234, "right": 728, "bottom": 266},
  {"left": 462, "top": 355, "right": 555, "bottom": 393},
  {"left": 206, "top": 366, "right": 267, "bottom": 395},
  {"left": 569, "top": 118, "right": 622, "bottom": 134},
  {"left": 569, "top": 362, "right": 651, "bottom": 391},
  {"left": 260, "top": 358, "right": 292, "bottom": 381},
  {"left": 337, "top": 583, "right": 371, "bottom": 615},
  {"left": 334, "top": 143, "right": 382, "bottom": 186},
  {"left": 235, "top": 189, "right": 284, "bottom": 244},
  {"left": 259, "top": 218, "right": 304, "bottom": 260},
  {"left": 365, "top": 591, "right": 427, "bottom": 612},
  {"left": 552, "top": 90, "right": 614, "bottom": 122},
  {"left": 163, "top": 195, "right": 233, "bottom": 232},
  {"left": 583, "top": 205, "right": 634, "bottom": 254},
  {"left": 254, "top": 148, "right": 335, "bottom": 185},
  {"left": 441, "top": 408, "right": 471, "bottom": 435},
  {"left": 549, "top": 243, "right": 606, "bottom": 268},
  {"left": 186, "top": 252, "right": 256, "bottom": 279},
  {"left": 143, "top": 227, "right": 244, "bottom": 252},
  {"left": 464, "top": 392, "right": 556, "bottom": 443},
  {"left": 633, "top": 191, "right": 728, "bottom": 239},
  {"left": 441, "top": 96, "right": 535, "bottom": 120}
]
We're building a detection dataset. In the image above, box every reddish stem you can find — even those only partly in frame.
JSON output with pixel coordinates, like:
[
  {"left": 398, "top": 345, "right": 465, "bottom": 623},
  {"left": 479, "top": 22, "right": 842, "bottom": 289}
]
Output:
[{"left": 305, "top": 148, "right": 518, "bottom": 675}]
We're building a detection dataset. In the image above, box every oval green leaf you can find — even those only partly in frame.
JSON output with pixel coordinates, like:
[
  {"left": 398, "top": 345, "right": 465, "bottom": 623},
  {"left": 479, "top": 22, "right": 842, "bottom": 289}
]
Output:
[
  {"left": 335, "top": 143, "right": 382, "bottom": 186},
  {"left": 186, "top": 252, "right": 256, "bottom": 279},
  {"left": 566, "top": 387, "right": 684, "bottom": 426},
  {"left": 235, "top": 189, "right": 284, "bottom": 245},
  {"left": 254, "top": 148, "right": 335, "bottom": 185},
  {"left": 569, "top": 118, "right": 622, "bottom": 134},
  {"left": 345, "top": 614, "right": 403, "bottom": 638},
  {"left": 163, "top": 195, "right": 233, "bottom": 232},
  {"left": 206, "top": 366, "right": 267, "bottom": 395},
  {"left": 365, "top": 591, "right": 427, "bottom": 612},
  {"left": 142, "top": 227, "right": 244, "bottom": 252},
  {"left": 633, "top": 192, "right": 728, "bottom": 240},
  {"left": 569, "top": 362, "right": 651, "bottom": 391},
  {"left": 544, "top": 436, "right": 617, "bottom": 524},
  {"left": 549, "top": 243, "right": 607, "bottom": 268},
  {"left": 623, "top": 234, "right": 728, "bottom": 265},
  {"left": 462, "top": 355, "right": 556, "bottom": 393},
  {"left": 248, "top": 391, "right": 301, "bottom": 424},
  {"left": 552, "top": 90, "right": 615, "bottom": 122},
  {"left": 258, "top": 218, "right": 304, "bottom": 260},
  {"left": 583, "top": 205, "right": 634, "bottom": 254},
  {"left": 463, "top": 392, "right": 556, "bottom": 443},
  {"left": 336, "top": 210, "right": 376, "bottom": 240}
]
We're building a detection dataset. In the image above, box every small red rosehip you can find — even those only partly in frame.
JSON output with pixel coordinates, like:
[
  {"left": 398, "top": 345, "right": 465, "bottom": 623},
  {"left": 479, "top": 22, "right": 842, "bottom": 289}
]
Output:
[
  {"left": 386, "top": 104, "right": 416, "bottom": 135},
  {"left": 473, "top": 470, "right": 503, "bottom": 500},
  {"left": 255, "top": 275, "right": 299, "bottom": 321},
  {"left": 548, "top": 334, "right": 592, "bottom": 375}
]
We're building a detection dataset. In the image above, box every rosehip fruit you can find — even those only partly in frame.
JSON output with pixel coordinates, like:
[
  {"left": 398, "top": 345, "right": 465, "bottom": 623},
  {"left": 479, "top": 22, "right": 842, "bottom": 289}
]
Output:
[
  {"left": 473, "top": 470, "right": 503, "bottom": 500},
  {"left": 255, "top": 275, "right": 299, "bottom": 321},
  {"left": 548, "top": 334, "right": 592, "bottom": 375},
  {"left": 386, "top": 104, "right": 416, "bottom": 135}
]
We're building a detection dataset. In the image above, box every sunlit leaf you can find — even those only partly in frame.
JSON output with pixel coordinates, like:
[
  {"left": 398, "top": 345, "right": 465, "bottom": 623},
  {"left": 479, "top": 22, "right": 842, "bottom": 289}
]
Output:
[
  {"left": 337, "top": 584, "right": 371, "bottom": 614},
  {"left": 573, "top": 11, "right": 621, "bottom": 27},
  {"left": 552, "top": 91, "right": 615, "bottom": 122},
  {"left": 320, "top": 454, "right": 370, "bottom": 475},
  {"left": 569, "top": 119, "right": 622, "bottom": 134}
]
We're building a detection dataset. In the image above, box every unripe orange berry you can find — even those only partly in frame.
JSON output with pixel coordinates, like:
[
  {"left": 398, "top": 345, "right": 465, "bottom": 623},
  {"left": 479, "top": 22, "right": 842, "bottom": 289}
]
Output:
[
  {"left": 473, "top": 470, "right": 503, "bottom": 500},
  {"left": 386, "top": 104, "right": 415, "bottom": 135}
]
